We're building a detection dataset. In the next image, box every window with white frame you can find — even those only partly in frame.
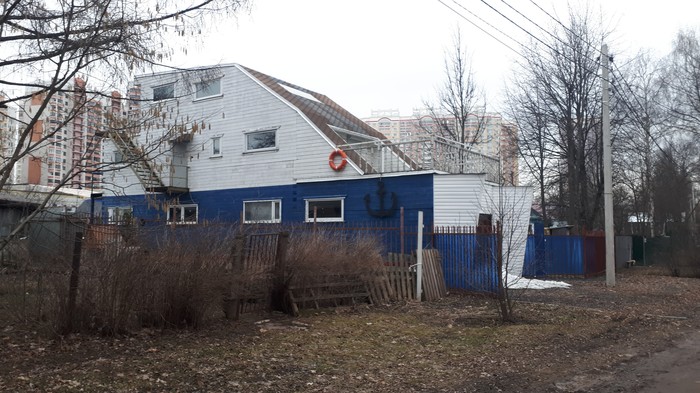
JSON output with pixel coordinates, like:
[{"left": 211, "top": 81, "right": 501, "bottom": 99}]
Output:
[
  {"left": 243, "top": 200, "right": 281, "bottom": 223},
  {"left": 152, "top": 82, "right": 175, "bottom": 101},
  {"left": 305, "top": 198, "right": 344, "bottom": 222},
  {"left": 211, "top": 136, "right": 222, "bottom": 157},
  {"left": 168, "top": 204, "right": 198, "bottom": 224},
  {"left": 194, "top": 78, "right": 222, "bottom": 100},
  {"left": 107, "top": 206, "right": 133, "bottom": 225},
  {"left": 244, "top": 128, "right": 277, "bottom": 152}
]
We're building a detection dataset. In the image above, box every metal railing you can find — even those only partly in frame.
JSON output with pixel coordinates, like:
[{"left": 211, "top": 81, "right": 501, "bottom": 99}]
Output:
[{"left": 339, "top": 136, "right": 500, "bottom": 181}]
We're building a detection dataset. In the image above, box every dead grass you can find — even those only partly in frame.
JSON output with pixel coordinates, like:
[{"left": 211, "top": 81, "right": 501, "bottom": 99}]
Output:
[{"left": 3, "top": 269, "right": 699, "bottom": 392}]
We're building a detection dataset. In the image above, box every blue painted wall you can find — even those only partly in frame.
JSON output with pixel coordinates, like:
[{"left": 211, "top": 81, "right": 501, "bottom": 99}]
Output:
[{"left": 100, "top": 173, "right": 435, "bottom": 225}]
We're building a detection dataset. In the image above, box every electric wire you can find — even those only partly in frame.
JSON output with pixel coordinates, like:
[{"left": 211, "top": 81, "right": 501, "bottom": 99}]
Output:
[
  {"left": 435, "top": 0, "right": 521, "bottom": 56},
  {"left": 445, "top": 0, "right": 667, "bottom": 156},
  {"left": 498, "top": 0, "right": 574, "bottom": 54},
  {"left": 472, "top": 0, "right": 622, "bottom": 89}
]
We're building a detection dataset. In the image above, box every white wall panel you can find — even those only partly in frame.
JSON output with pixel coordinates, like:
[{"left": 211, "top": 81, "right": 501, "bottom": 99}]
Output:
[
  {"left": 108, "top": 65, "right": 362, "bottom": 196},
  {"left": 433, "top": 174, "right": 486, "bottom": 227},
  {"left": 483, "top": 183, "right": 534, "bottom": 276}
]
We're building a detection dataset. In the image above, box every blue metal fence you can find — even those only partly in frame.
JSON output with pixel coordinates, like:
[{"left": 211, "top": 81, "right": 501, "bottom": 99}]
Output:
[
  {"left": 432, "top": 228, "right": 499, "bottom": 294},
  {"left": 523, "top": 234, "right": 605, "bottom": 277}
]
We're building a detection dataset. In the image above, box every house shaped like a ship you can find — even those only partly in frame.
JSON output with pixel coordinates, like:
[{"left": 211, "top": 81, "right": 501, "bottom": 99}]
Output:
[{"left": 99, "top": 64, "right": 532, "bottom": 272}]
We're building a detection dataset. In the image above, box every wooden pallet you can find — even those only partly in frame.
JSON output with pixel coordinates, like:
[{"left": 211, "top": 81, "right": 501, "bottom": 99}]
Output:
[{"left": 287, "top": 275, "right": 371, "bottom": 316}]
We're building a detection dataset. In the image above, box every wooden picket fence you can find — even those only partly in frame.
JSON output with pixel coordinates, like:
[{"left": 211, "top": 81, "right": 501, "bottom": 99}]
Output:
[{"left": 285, "top": 250, "right": 448, "bottom": 314}]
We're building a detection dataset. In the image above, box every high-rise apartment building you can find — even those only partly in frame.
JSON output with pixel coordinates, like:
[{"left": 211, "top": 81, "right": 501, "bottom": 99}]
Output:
[
  {"left": 15, "top": 78, "right": 122, "bottom": 190},
  {"left": 363, "top": 109, "right": 519, "bottom": 185},
  {"left": 0, "top": 94, "right": 17, "bottom": 178}
]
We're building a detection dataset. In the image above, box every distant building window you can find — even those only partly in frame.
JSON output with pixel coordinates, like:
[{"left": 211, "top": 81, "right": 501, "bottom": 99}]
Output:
[
  {"left": 168, "top": 204, "right": 198, "bottom": 224},
  {"left": 153, "top": 83, "right": 175, "bottom": 101},
  {"left": 211, "top": 136, "right": 222, "bottom": 157},
  {"left": 194, "top": 79, "right": 222, "bottom": 100},
  {"left": 114, "top": 150, "right": 124, "bottom": 162},
  {"left": 244, "top": 200, "right": 281, "bottom": 223},
  {"left": 245, "top": 128, "right": 277, "bottom": 152},
  {"left": 305, "top": 198, "right": 344, "bottom": 222}
]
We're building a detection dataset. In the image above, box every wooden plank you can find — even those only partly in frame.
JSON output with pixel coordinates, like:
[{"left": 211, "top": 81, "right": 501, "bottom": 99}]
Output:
[{"left": 421, "top": 249, "right": 447, "bottom": 301}]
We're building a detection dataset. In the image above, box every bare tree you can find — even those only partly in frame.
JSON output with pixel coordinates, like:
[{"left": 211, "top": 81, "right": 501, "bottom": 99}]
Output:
[
  {"left": 505, "top": 77, "right": 557, "bottom": 225},
  {"left": 612, "top": 51, "right": 666, "bottom": 236},
  {"left": 505, "top": 8, "right": 609, "bottom": 232},
  {"left": 651, "top": 140, "right": 698, "bottom": 233},
  {"left": 422, "top": 28, "right": 487, "bottom": 149},
  {"left": 478, "top": 180, "right": 533, "bottom": 322},
  {"left": 0, "top": 0, "right": 248, "bottom": 251},
  {"left": 663, "top": 29, "right": 700, "bottom": 135}
]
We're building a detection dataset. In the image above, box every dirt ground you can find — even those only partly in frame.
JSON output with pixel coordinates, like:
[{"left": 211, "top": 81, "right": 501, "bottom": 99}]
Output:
[{"left": 1, "top": 266, "right": 700, "bottom": 392}]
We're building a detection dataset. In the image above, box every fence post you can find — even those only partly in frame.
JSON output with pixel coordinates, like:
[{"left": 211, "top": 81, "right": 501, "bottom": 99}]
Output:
[
  {"left": 400, "top": 207, "right": 404, "bottom": 256},
  {"left": 271, "top": 232, "right": 290, "bottom": 312},
  {"left": 416, "top": 211, "right": 423, "bottom": 302},
  {"left": 224, "top": 233, "right": 246, "bottom": 320},
  {"left": 64, "top": 231, "right": 83, "bottom": 334}
]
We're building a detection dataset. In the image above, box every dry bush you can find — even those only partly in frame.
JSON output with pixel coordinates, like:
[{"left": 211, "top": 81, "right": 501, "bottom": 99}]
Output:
[
  {"left": 0, "top": 237, "right": 29, "bottom": 270},
  {"left": 69, "top": 225, "right": 235, "bottom": 334},
  {"left": 668, "top": 248, "right": 700, "bottom": 278},
  {"left": 281, "top": 229, "right": 386, "bottom": 291}
]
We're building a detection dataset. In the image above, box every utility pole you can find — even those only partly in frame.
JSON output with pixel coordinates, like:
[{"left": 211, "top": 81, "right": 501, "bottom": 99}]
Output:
[{"left": 602, "top": 44, "right": 616, "bottom": 287}]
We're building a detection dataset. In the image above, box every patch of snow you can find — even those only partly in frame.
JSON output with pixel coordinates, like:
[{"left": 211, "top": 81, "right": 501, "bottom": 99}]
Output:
[{"left": 505, "top": 273, "right": 571, "bottom": 290}]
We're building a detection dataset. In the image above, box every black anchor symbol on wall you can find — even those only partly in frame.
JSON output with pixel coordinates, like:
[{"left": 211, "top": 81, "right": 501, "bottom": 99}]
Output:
[{"left": 364, "top": 180, "right": 398, "bottom": 218}]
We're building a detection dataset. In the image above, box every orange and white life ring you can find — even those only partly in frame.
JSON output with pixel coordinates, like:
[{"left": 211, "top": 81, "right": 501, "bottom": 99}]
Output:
[{"left": 328, "top": 149, "right": 348, "bottom": 171}]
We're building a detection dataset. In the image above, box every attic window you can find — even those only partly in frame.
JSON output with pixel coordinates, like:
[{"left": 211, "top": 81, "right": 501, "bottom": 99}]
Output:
[
  {"left": 194, "top": 78, "right": 222, "bottom": 100},
  {"left": 279, "top": 83, "right": 322, "bottom": 103},
  {"left": 153, "top": 83, "right": 175, "bottom": 101},
  {"left": 244, "top": 128, "right": 278, "bottom": 152}
]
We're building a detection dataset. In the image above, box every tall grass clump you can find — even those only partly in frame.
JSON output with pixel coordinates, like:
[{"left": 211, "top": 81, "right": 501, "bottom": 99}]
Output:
[
  {"left": 68, "top": 224, "right": 235, "bottom": 335},
  {"left": 271, "top": 228, "right": 386, "bottom": 312}
]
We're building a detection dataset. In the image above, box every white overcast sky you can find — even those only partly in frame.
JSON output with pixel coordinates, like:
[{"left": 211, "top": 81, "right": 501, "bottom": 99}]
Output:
[{"left": 169, "top": 0, "right": 698, "bottom": 118}]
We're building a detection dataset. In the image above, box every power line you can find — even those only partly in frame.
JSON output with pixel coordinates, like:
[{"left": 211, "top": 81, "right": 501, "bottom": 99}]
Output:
[
  {"left": 498, "top": 0, "right": 571, "bottom": 53},
  {"left": 435, "top": 0, "right": 521, "bottom": 56},
  {"left": 477, "top": 0, "right": 561, "bottom": 58},
  {"left": 527, "top": 0, "right": 610, "bottom": 60},
  {"left": 610, "top": 63, "right": 676, "bottom": 159}
]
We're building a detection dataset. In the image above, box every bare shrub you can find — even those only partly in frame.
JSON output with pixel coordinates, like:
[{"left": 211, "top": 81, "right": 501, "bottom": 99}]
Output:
[
  {"left": 287, "top": 230, "right": 384, "bottom": 278},
  {"left": 70, "top": 224, "right": 234, "bottom": 334},
  {"left": 0, "top": 237, "right": 29, "bottom": 270},
  {"left": 274, "top": 229, "right": 386, "bottom": 311}
]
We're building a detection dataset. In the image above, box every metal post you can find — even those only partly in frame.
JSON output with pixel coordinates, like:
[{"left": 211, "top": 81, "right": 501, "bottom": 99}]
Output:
[
  {"left": 400, "top": 207, "right": 405, "bottom": 255},
  {"left": 602, "top": 44, "right": 616, "bottom": 287},
  {"left": 416, "top": 211, "right": 423, "bottom": 301},
  {"left": 65, "top": 232, "right": 83, "bottom": 334},
  {"left": 379, "top": 141, "right": 385, "bottom": 173}
]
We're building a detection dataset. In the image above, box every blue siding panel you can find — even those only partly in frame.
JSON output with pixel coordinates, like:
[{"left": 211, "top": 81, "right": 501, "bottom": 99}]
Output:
[{"left": 100, "top": 173, "right": 435, "bottom": 226}]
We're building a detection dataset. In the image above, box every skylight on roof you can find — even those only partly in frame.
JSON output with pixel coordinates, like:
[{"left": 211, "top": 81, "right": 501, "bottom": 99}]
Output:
[{"left": 280, "top": 83, "right": 322, "bottom": 103}]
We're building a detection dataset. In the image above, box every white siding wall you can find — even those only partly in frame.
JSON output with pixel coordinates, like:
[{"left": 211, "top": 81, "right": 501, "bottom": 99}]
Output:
[
  {"left": 482, "top": 183, "right": 534, "bottom": 276},
  {"left": 433, "top": 174, "right": 533, "bottom": 277},
  {"left": 103, "top": 65, "right": 362, "bottom": 196},
  {"left": 433, "top": 174, "right": 487, "bottom": 227},
  {"left": 101, "top": 141, "right": 147, "bottom": 197}
]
